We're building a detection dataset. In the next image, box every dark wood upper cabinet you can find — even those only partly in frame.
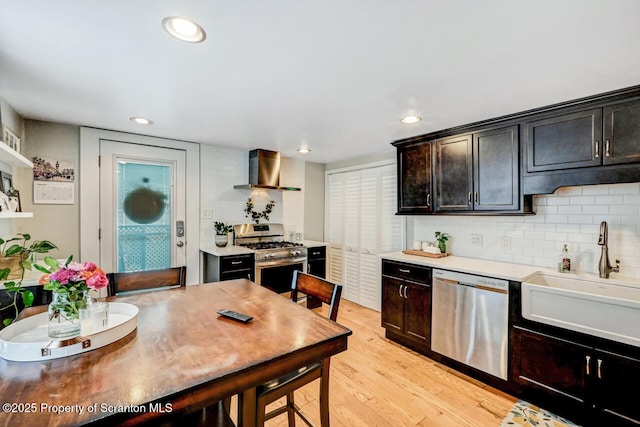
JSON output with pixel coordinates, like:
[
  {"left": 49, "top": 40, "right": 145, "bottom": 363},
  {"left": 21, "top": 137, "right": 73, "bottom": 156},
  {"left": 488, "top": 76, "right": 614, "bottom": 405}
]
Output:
[
  {"left": 474, "top": 126, "right": 519, "bottom": 211},
  {"left": 434, "top": 134, "right": 473, "bottom": 211},
  {"left": 434, "top": 126, "right": 520, "bottom": 212},
  {"left": 394, "top": 85, "right": 640, "bottom": 201},
  {"left": 397, "top": 142, "right": 432, "bottom": 213},
  {"left": 603, "top": 98, "right": 640, "bottom": 165},
  {"left": 525, "top": 109, "right": 603, "bottom": 172}
]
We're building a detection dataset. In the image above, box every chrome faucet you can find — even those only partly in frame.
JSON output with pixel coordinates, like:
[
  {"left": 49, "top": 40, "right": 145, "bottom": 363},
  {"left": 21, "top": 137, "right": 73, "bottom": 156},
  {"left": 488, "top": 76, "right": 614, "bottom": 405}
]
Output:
[{"left": 598, "top": 221, "right": 620, "bottom": 278}]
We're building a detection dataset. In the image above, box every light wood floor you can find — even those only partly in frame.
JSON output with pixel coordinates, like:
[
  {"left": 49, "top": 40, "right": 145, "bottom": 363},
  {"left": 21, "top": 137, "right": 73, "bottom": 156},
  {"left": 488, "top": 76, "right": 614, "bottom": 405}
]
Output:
[{"left": 231, "top": 299, "right": 517, "bottom": 426}]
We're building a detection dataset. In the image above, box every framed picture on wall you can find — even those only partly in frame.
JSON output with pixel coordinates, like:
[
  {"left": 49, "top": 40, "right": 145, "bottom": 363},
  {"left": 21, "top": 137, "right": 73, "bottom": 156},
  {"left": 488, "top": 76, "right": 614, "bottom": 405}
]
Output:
[{"left": 0, "top": 171, "right": 13, "bottom": 194}]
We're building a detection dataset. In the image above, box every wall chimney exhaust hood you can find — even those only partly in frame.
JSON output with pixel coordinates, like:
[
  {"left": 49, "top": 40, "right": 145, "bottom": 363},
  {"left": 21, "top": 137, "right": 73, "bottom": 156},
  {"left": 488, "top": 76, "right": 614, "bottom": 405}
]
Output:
[{"left": 234, "top": 149, "right": 301, "bottom": 191}]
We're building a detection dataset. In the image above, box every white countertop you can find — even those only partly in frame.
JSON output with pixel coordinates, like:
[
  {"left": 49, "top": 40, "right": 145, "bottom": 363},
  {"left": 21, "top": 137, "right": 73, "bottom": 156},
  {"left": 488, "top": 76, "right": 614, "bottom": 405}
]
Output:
[
  {"left": 200, "top": 244, "right": 255, "bottom": 257},
  {"left": 381, "top": 252, "right": 541, "bottom": 281},
  {"left": 381, "top": 251, "right": 640, "bottom": 287},
  {"left": 302, "top": 240, "right": 328, "bottom": 247},
  {"left": 0, "top": 269, "right": 43, "bottom": 290}
]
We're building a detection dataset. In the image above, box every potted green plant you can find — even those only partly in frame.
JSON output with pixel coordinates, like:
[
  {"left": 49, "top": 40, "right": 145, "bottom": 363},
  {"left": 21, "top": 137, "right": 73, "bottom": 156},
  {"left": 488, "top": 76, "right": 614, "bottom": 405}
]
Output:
[
  {"left": 214, "top": 221, "right": 233, "bottom": 247},
  {"left": 435, "top": 231, "right": 450, "bottom": 254},
  {"left": 0, "top": 233, "right": 58, "bottom": 327}
]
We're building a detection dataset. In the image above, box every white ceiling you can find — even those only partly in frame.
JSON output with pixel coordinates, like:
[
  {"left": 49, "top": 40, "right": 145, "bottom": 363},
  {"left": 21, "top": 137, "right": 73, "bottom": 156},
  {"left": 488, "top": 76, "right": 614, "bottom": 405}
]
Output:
[{"left": 1, "top": 0, "right": 639, "bottom": 164}]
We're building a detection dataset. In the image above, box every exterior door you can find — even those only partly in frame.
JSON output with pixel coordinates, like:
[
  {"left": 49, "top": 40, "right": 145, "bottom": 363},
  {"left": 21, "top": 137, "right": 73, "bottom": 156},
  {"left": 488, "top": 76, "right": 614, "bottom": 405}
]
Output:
[{"left": 99, "top": 140, "right": 186, "bottom": 273}]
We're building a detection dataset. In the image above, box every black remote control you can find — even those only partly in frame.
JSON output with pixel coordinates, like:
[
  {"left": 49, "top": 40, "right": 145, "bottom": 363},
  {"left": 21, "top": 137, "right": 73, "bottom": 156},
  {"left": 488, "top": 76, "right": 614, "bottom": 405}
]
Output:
[{"left": 217, "top": 309, "right": 253, "bottom": 323}]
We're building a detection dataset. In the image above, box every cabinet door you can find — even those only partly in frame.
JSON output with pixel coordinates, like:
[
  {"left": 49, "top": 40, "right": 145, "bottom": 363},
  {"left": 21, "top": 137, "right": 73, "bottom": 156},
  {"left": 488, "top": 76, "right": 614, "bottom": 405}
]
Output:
[
  {"left": 435, "top": 134, "right": 473, "bottom": 211},
  {"left": 594, "top": 350, "right": 640, "bottom": 426},
  {"left": 398, "top": 142, "right": 432, "bottom": 213},
  {"left": 512, "top": 327, "right": 588, "bottom": 403},
  {"left": 603, "top": 99, "right": 640, "bottom": 165},
  {"left": 381, "top": 277, "right": 404, "bottom": 332},
  {"left": 307, "top": 247, "right": 326, "bottom": 278},
  {"left": 473, "top": 126, "right": 520, "bottom": 211},
  {"left": 525, "top": 109, "right": 603, "bottom": 172},
  {"left": 403, "top": 281, "right": 431, "bottom": 344}
]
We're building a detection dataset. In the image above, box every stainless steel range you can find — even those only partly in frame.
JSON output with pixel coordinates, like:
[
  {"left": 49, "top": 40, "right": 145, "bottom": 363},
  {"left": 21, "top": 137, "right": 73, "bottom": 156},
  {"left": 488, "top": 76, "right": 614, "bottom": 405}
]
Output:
[{"left": 234, "top": 223, "right": 307, "bottom": 294}]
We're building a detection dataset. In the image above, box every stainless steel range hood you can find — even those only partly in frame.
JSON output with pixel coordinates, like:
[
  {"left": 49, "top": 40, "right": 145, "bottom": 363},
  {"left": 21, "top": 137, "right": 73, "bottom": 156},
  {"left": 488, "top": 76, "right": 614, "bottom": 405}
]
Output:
[{"left": 234, "top": 149, "right": 301, "bottom": 191}]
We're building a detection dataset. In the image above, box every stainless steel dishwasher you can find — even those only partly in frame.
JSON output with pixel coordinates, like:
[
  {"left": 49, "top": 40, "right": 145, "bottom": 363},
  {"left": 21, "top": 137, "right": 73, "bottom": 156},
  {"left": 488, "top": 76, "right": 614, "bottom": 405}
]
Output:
[{"left": 431, "top": 269, "right": 509, "bottom": 380}]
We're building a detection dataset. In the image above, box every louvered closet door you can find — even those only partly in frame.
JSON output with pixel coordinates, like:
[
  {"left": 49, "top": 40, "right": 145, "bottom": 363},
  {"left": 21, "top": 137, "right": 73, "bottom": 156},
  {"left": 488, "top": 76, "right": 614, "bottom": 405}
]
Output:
[
  {"left": 343, "top": 171, "right": 361, "bottom": 303},
  {"left": 357, "top": 169, "right": 380, "bottom": 310},
  {"left": 326, "top": 164, "right": 401, "bottom": 311},
  {"left": 327, "top": 173, "right": 344, "bottom": 286}
]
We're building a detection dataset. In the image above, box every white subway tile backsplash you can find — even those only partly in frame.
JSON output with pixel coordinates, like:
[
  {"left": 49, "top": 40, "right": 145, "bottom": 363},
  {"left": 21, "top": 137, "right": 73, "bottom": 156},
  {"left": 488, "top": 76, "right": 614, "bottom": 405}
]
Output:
[
  {"left": 412, "top": 183, "right": 640, "bottom": 279},
  {"left": 595, "top": 195, "right": 625, "bottom": 205}
]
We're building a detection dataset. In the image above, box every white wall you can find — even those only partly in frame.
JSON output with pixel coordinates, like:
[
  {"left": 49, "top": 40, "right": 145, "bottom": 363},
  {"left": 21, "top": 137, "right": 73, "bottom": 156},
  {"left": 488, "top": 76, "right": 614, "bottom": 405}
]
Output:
[
  {"left": 14, "top": 121, "right": 79, "bottom": 259},
  {"left": 411, "top": 183, "right": 640, "bottom": 279}
]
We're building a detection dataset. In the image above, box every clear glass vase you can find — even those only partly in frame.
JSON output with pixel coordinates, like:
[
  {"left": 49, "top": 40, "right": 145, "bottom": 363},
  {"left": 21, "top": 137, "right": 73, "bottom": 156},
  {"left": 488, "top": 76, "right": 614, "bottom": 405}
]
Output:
[{"left": 48, "top": 289, "right": 87, "bottom": 339}]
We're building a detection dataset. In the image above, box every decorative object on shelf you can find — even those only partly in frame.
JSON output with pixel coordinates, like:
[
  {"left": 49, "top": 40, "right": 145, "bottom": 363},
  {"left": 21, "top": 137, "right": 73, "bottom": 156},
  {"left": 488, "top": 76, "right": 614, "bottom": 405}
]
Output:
[
  {"left": 7, "top": 188, "right": 21, "bottom": 212},
  {"left": 1, "top": 125, "right": 21, "bottom": 153},
  {"left": 213, "top": 221, "right": 233, "bottom": 247},
  {"left": 0, "top": 234, "right": 58, "bottom": 327},
  {"left": 435, "top": 231, "right": 450, "bottom": 254},
  {"left": 36, "top": 256, "right": 109, "bottom": 338},
  {"left": 0, "top": 171, "right": 13, "bottom": 194},
  {"left": 244, "top": 197, "right": 275, "bottom": 224}
]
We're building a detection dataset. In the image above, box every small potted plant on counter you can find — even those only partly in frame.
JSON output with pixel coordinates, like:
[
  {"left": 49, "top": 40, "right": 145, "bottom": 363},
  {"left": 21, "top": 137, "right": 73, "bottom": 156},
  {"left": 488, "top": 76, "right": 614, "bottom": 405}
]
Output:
[
  {"left": 435, "top": 231, "right": 450, "bottom": 254},
  {"left": 214, "top": 221, "right": 233, "bottom": 247}
]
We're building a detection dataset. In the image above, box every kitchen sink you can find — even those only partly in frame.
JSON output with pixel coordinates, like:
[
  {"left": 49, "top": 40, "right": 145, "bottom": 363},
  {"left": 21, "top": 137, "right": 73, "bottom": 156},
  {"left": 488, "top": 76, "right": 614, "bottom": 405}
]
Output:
[{"left": 521, "top": 272, "right": 640, "bottom": 347}]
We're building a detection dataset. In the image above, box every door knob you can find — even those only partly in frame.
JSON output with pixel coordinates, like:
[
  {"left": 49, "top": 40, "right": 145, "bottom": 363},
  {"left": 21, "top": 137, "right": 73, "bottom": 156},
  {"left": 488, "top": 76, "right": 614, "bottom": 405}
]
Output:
[{"left": 176, "top": 241, "right": 185, "bottom": 247}]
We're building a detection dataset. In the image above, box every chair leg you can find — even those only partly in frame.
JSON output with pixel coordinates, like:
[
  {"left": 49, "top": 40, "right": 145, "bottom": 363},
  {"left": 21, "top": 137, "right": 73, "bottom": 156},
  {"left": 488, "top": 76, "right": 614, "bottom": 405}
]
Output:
[
  {"left": 286, "top": 392, "right": 296, "bottom": 426},
  {"left": 319, "top": 360, "right": 331, "bottom": 427}
]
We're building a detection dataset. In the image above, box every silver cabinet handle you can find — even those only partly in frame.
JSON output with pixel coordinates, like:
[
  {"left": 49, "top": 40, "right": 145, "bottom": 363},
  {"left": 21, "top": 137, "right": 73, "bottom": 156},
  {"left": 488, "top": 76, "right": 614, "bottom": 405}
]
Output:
[
  {"left": 595, "top": 141, "right": 600, "bottom": 158},
  {"left": 474, "top": 191, "right": 478, "bottom": 204},
  {"left": 177, "top": 241, "right": 184, "bottom": 247},
  {"left": 403, "top": 285, "right": 408, "bottom": 299},
  {"left": 605, "top": 139, "right": 611, "bottom": 157},
  {"left": 585, "top": 355, "right": 591, "bottom": 375},
  {"left": 307, "top": 264, "right": 311, "bottom": 273},
  {"left": 426, "top": 193, "right": 431, "bottom": 208},
  {"left": 399, "top": 268, "right": 410, "bottom": 273},
  {"left": 467, "top": 192, "right": 472, "bottom": 205},
  {"left": 597, "top": 358, "right": 603, "bottom": 379},
  {"left": 398, "top": 285, "right": 403, "bottom": 298},
  {"left": 231, "top": 261, "right": 242, "bottom": 265}
]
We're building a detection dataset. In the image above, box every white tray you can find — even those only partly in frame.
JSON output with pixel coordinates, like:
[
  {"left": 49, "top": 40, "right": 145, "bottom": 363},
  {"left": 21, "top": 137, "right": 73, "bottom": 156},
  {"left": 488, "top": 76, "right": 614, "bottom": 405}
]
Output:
[{"left": 0, "top": 302, "right": 138, "bottom": 362}]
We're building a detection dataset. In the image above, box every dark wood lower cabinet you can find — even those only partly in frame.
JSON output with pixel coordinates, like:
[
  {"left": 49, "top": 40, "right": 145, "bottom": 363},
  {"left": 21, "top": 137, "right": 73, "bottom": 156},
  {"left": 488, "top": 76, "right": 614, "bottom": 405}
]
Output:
[
  {"left": 512, "top": 326, "right": 640, "bottom": 427},
  {"left": 203, "top": 253, "right": 255, "bottom": 282},
  {"left": 381, "top": 260, "right": 431, "bottom": 348}
]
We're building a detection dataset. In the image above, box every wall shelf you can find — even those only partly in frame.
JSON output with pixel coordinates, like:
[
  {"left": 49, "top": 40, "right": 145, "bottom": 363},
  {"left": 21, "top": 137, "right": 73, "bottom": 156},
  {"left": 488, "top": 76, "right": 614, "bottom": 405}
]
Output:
[
  {"left": 0, "top": 143, "right": 33, "bottom": 168},
  {"left": 0, "top": 212, "right": 33, "bottom": 219}
]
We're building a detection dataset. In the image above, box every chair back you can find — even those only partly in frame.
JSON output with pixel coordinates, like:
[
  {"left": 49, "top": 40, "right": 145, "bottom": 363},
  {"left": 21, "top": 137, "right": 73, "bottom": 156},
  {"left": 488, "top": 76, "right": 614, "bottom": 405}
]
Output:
[
  {"left": 290, "top": 271, "right": 342, "bottom": 321},
  {"left": 107, "top": 266, "right": 186, "bottom": 296}
]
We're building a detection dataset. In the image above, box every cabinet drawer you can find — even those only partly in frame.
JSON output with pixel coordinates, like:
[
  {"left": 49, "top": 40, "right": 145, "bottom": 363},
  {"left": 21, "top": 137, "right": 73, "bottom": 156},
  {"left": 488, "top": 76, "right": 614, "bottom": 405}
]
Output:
[
  {"left": 382, "top": 260, "right": 430, "bottom": 283},
  {"left": 307, "top": 246, "right": 326, "bottom": 260},
  {"left": 220, "top": 254, "right": 254, "bottom": 271}
]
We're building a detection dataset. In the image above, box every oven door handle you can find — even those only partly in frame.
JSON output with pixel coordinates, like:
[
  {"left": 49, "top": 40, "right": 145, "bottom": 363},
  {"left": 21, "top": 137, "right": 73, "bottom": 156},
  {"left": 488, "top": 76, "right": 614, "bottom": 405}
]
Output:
[{"left": 256, "top": 257, "right": 307, "bottom": 268}]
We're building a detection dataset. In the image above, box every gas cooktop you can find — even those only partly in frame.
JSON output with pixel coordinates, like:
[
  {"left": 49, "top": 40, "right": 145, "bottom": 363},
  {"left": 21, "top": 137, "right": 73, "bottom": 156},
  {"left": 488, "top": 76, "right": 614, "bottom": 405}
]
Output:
[{"left": 240, "top": 241, "right": 304, "bottom": 250}]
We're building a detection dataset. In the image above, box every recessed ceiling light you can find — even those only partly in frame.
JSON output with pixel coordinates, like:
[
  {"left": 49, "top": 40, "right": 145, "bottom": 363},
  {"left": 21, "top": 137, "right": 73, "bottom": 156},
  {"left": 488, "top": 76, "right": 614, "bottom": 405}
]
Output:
[
  {"left": 401, "top": 115, "right": 422, "bottom": 124},
  {"left": 130, "top": 117, "right": 153, "bottom": 125},
  {"left": 162, "top": 16, "right": 206, "bottom": 43},
  {"left": 297, "top": 148, "right": 311, "bottom": 154}
]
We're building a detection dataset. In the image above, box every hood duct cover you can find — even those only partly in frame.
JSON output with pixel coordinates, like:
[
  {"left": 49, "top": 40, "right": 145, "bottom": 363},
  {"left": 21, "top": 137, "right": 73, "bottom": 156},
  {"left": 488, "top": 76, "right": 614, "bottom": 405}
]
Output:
[{"left": 234, "top": 149, "right": 301, "bottom": 191}]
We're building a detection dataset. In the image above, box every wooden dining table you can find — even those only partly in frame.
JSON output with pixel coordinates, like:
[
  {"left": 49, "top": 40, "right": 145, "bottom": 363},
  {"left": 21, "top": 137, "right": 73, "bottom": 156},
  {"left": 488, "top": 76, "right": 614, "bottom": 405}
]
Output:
[{"left": 0, "top": 279, "right": 352, "bottom": 427}]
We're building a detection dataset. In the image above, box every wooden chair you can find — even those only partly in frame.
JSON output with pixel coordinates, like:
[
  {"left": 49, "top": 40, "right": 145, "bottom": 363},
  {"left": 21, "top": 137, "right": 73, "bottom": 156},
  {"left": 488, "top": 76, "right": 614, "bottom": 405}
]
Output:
[
  {"left": 251, "top": 270, "right": 343, "bottom": 427},
  {"left": 107, "top": 266, "right": 186, "bottom": 296}
]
